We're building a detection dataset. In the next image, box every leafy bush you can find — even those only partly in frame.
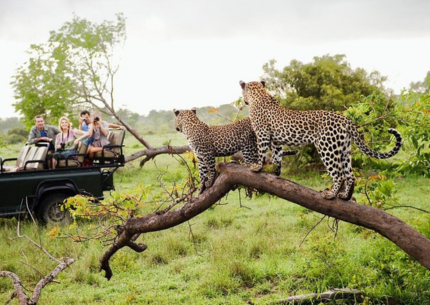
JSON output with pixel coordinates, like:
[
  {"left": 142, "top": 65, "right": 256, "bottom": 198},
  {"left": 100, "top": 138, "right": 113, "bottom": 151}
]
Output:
[{"left": 396, "top": 90, "right": 430, "bottom": 177}]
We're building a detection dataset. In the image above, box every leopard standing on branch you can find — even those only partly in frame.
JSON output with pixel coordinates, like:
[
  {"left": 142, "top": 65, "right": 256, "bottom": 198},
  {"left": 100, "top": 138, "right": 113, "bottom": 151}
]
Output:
[
  {"left": 174, "top": 108, "right": 296, "bottom": 194},
  {"left": 239, "top": 80, "right": 402, "bottom": 200}
]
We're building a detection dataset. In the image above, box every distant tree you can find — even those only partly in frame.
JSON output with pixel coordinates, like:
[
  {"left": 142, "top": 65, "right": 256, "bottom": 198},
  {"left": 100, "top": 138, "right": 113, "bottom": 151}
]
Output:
[
  {"left": 262, "top": 54, "right": 388, "bottom": 111},
  {"left": 11, "top": 14, "right": 127, "bottom": 129},
  {"left": 0, "top": 117, "right": 24, "bottom": 134},
  {"left": 11, "top": 14, "right": 190, "bottom": 163},
  {"left": 115, "top": 108, "right": 140, "bottom": 127},
  {"left": 409, "top": 71, "right": 430, "bottom": 93}
]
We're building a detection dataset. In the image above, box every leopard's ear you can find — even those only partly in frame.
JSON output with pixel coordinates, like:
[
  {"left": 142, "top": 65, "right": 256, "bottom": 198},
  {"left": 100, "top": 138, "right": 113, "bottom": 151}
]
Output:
[
  {"left": 173, "top": 109, "right": 180, "bottom": 116},
  {"left": 239, "top": 80, "right": 246, "bottom": 89},
  {"left": 260, "top": 80, "right": 266, "bottom": 88},
  {"left": 191, "top": 107, "right": 197, "bottom": 114}
]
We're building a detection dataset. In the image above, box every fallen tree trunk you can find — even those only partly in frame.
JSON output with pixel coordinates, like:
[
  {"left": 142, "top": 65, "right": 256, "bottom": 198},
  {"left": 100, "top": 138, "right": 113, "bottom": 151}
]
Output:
[{"left": 100, "top": 162, "right": 430, "bottom": 279}]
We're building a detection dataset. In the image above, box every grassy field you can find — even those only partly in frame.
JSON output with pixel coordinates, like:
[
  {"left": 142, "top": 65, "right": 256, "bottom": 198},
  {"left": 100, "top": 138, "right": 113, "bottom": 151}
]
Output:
[{"left": 1, "top": 133, "right": 430, "bottom": 304}]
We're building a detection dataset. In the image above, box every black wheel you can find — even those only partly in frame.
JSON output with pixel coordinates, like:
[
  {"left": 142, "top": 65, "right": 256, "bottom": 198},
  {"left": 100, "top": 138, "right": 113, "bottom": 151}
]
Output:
[{"left": 38, "top": 193, "right": 71, "bottom": 226}]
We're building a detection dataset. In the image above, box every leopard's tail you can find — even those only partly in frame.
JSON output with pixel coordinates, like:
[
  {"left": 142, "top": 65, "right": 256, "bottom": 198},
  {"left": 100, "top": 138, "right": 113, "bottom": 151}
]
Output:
[{"left": 350, "top": 126, "right": 402, "bottom": 159}]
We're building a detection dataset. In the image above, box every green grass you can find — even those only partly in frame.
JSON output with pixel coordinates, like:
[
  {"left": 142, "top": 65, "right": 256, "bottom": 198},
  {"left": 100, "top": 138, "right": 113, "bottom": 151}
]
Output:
[{"left": 1, "top": 133, "right": 430, "bottom": 304}]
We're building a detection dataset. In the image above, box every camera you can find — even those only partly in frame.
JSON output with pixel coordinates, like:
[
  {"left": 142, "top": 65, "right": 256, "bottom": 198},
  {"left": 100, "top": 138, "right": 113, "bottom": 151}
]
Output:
[
  {"left": 94, "top": 116, "right": 100, "bottom": 122},
  {"left": 60, "top": 142, "right": 65, "bottom": 149},
  {"left": 81, "top": 117, "right": 87, "bottom": 123}
]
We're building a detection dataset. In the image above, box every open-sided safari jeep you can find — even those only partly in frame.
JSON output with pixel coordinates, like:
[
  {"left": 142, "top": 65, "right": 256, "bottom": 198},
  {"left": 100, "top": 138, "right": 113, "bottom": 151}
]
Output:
[{"left": 0, "top": 129, "right": 126, "bottom": 225}]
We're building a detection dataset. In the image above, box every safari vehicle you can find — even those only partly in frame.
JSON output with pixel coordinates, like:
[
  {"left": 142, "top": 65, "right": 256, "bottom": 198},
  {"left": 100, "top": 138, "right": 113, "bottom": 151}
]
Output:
[{"left": 0, "top": 129, "right": 126, "bottom": 225}]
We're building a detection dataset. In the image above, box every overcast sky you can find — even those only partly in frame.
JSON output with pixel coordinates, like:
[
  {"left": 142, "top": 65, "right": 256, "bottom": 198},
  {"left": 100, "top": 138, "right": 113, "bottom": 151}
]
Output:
[{"left": 1, "top": 0, "right": 429, "bottom": 118}]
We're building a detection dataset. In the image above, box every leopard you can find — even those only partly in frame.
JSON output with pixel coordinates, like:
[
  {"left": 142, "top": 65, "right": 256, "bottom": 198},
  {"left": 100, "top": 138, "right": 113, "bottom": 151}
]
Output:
[
  {"left": 239, "top": 80, "right": 403, "bottom": 200},
  {"left": 174, "top": 108, "right": 296, "bottom": 194}
]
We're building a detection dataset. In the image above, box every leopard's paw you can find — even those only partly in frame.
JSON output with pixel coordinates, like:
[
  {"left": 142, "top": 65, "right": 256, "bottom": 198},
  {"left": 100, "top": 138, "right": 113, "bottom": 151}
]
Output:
[
  {"left": 322, "top": 189, "right": 336, "bottom": 200},
  {"left": 249, "top": 163, "right": 263, "bottom": 172},
  {"left": 337, "top": 191, "right": 352, "bottom": 201}
]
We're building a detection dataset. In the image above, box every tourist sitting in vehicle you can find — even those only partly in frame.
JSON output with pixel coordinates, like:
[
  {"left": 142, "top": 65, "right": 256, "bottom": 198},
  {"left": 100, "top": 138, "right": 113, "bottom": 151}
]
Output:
[
  {"left": 51, "top": 117, "right": 85, "bottom": 169},
  {"left": 73, "top": 110, "right": 94, "bottom": 146},
  {"left": 86, "top": 112, "right": 110, "bottom": 160},
  {"left": 27, "top": 115, "right": 60, "bottom": 152}
]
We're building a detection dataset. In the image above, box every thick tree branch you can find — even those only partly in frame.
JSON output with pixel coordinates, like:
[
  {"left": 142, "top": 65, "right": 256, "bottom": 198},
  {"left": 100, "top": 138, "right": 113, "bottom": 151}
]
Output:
[{"left": 100, "top": 163, "right": 430, "bottom": 279}]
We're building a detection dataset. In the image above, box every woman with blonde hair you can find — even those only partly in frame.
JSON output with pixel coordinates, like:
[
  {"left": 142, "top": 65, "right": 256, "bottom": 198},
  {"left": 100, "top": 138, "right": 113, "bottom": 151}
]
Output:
[{"left": 50, "top": 117, "right": 80, "bottom": 169}]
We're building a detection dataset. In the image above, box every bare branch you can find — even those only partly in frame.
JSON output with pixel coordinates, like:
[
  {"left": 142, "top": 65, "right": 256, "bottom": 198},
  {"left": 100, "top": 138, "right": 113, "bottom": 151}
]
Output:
[
  {"left": 1, "top": 223, "right": 75, "bottom": 305},
  {"left": 16, "top": 221, "right": 62, "bottom": 264},
  {"left": 384, "top": 205, "right": 430, "bottom": 214},
  {"left": 299, "top": 215, "right": 327, "bottom": 247},
  {"left": 123, "top": 145, "right": 190, "bottom": 165},
  {"left": 30, "top": 257, "right": 75, "bottom": 304}
]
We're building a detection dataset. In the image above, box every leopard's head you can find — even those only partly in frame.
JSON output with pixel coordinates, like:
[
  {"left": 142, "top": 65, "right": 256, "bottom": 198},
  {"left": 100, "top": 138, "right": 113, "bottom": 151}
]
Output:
[
  {"left": 239, "top": 80, "right": 266, "bottom": 106},
  {"left": 173, "top": 108, "right": 197, "bottom": 133}
]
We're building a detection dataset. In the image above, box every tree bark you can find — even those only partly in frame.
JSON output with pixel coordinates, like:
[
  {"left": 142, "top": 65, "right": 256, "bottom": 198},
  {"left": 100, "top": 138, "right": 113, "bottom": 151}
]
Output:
[{"left": 100, "top": 162, "right": 430, "bottom": 279}]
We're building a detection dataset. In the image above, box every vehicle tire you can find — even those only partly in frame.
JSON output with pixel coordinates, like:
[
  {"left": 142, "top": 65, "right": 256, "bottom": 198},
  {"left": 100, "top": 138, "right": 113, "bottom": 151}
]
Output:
[{"left": 38, "top": 193, "right": 71, "bottom": 226}]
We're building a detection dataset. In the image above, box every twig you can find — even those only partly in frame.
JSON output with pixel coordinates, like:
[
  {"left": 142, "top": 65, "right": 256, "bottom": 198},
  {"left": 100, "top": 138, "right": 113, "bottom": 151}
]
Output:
[
  {"left": 357, "top": 113, "right": 391, "bottom": 128},
  {"left": 327, "top": 217, "right": 339, "bottom": 239},
  {"left": 364, "top": 179, "right": 372, "bottom": 206},
  {"left": 238, "top": 188, "right": 251, "bottom": 210},
  {"left": 187, "top": 221, "right": 203, "bottom": 257},
  {"left": 384, "top": 205, "right": 430, "bottom": 214},
  {"left": 16, "top": 219, "right": 62, "bottom": 265},
  {"left": 300, "top": 215, "right": 326, "bottom": 247}
]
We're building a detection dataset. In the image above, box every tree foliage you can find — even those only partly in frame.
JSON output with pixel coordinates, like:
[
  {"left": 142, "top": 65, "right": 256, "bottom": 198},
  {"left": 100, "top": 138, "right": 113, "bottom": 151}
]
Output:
[
  {"left": 409, "top": 71, "right": 430, "bottom": 93},
  {"left": 262, "top": 54, "right": 388, "bottom": 111},
  {"left": 11, "top": 14, "right": 126, "bottom": 128},
  {"left": 397, "top": 89, "right": 430, "bottom": 176}
]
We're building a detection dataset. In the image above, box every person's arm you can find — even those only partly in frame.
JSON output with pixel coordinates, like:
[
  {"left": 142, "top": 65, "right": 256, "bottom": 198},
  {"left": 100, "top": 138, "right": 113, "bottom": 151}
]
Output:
[
  {"left": 65, "top": 133, "right": 78, "bottom": 150},
  {"left": 28, "top": 127, "right": 50, "bottom": 144},
  {"left": 72, "top": 128, "right": 85, "bottom": 135},
  {"left": 100, "top": 122, "right": 109, "bottom": 137},
  {"left": 74, "top": 131, "right": 90, "bottom": 145},
  {"left": 55, "top": 133, "right": 62, "bottom": 151},
  {"left": 74, "top": 124, "right": 94, "bottom": 145},
  {"left": 27, "top": 127, "right": 37, "bottom": 144},
  {"left": 108, "top": 123, "right": 125, "bottom": 130}
]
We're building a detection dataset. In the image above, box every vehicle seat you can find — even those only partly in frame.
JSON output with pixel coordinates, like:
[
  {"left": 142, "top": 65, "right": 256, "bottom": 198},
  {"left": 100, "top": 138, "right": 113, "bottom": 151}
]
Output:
[
  {"left": 93, "top": 129, "right": 125, "bottom": 165},
  {"left": 56, "top": 142, "right": 88, "bottom": 168},
  {"left": 1, "top": 146, "right": 32, "bottom": 172}
]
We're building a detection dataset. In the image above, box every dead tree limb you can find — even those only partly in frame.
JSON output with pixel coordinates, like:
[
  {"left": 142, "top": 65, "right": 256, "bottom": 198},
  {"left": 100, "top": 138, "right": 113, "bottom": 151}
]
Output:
[
  {"left": 0, "top": 257, "right": 75, "bottom": 305},
  {"left": 124, "top": 145, "right": 191, "bottom": 165},
  {"left": 0, "top": 223, "right": 75, "bottom": 304},
  {"left": 100, "top": 162, "right": 430, "bottom": 279}
]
